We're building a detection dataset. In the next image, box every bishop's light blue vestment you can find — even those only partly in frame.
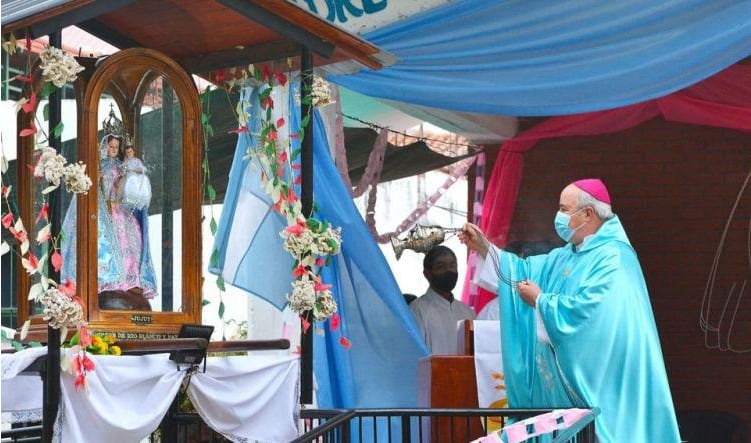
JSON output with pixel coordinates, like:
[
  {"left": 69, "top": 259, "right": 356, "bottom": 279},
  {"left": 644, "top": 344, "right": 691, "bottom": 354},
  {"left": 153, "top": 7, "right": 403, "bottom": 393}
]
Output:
[{"left": 480, "top": 216, "right": 680, "bottom": 442}]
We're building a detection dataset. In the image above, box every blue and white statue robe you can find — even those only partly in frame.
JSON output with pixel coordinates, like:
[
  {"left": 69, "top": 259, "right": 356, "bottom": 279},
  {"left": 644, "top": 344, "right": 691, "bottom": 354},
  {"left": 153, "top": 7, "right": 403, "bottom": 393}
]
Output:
[{"left": 480, "top": 216, "right": 680, "bottom": 442}]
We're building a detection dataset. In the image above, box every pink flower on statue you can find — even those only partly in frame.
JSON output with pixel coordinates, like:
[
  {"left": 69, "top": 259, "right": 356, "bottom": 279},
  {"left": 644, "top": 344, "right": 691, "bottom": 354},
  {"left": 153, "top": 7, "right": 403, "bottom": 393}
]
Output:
[
  {"left": 21, "top": 92, "right": 37, "bottom": 114},
  {"left": 286, "top": 187, "right": 297, "bottom": 204},
  {"left": 19, "top": 121, "right": 36, "bottom": 137},
  {"left": 214, "top": 70, "right": 224, "bottom": 84},
  {"left": 13, "top": 227, "right": 27, "bottom": 243},
  {"left": 1, "top": 213, "right": 13, "bottom": 229},
  {"left": 338, "top": 336, "right": 351, "bottom": 350},
  {"left": 272, "top": 199, "right": 283, "bottom": 213},
  {"left": 51, "top": 250, "right": 63, "bottom": 272},
  {"left": 59, "top": 279, "right": 76, "bottom": 297},
  {"left": 15, "top": 74, "right": 33, "bottom": 84},
  {"left": 314, "top": 277, "right": 331, "bottom": 292},
  {"left": 275, "top": 71, "right": 287, "bottom": 86},
  {"left": 276, "top": 117, "right": 285, "bottom": 128},
  {"left": 74, "top": 373, "right": 87, "bottom": 391},
  {"left": 301, "top": 316, "right": 311, "bottom": 333},
  {"left": 293, "top": 265, "right": 307, "bottom": 278},
  {"left": 78, "top": 326, "right": 92, "bottom": 348},
  {"left": 35, "top": 203, "right": 49, "bottom": 223},
  {"left": 285, "top": 220, "right": 307, "bottom": 236},
  {"left": 72, "top": 352, "right": 95, "bottom": 374},
  {"left": 261, "top": 96, "right": 274, "bottom": 110},
  {"left": 21, "top": 253, "right": 39, "bottom": 275},
  {"left": 81, "top": 354, "right": 95, "bottom": 371},
  {"left": 35, "top": 224, "right": 52, "bottom": 244},
  {"left": 267, "top": 130, "right": 278, "bottom": 142},
  {"left": 315, "top": 257, "right": 325, "bottom": 267},
  {"left": 330, "top": 314, "right": 340, "bottom": 332},
  {"left": 227, "top": 126, "right": 249, "bottom": 135},
  {"left": 276, "top": 150, "right": 287, "bottom": 165}
]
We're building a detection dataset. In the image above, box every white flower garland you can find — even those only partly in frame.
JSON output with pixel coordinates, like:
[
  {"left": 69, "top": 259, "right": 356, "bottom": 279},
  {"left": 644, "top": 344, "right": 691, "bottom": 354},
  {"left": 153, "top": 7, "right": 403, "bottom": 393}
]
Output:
[
  {"left": 62, "top": 161, "right": 93, "bottom": 194},
  {"left": 40, "top": 287, "right": 85, "bottom": 330},
  {"left": 39, "top": 46, "right": 85, "bottom": 88},
  {"left": 33, "top": 146, "right": 66, "bottom": 187},
  {"left": 312, "top": 76, "right": 335, "bottom": 108},
  {"left": 33, "top": 146, "right": 92, "bottom": 194},
  {"left": 237, "top": 72, "right": 342, "bottom": 323}
]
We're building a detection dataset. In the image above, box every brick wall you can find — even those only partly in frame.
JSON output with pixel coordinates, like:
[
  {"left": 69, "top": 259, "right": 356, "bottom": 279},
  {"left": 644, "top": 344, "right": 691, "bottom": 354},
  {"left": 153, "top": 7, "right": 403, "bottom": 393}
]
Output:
[{"left": 504, "top": 118, "right": 751, "bottom": 426}]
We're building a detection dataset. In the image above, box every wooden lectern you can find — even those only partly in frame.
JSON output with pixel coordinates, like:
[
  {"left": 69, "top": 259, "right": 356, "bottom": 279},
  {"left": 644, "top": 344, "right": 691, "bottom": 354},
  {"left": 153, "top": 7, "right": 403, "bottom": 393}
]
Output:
[{"left": 417, "top": 320, "right": 485, "bottom": 441}]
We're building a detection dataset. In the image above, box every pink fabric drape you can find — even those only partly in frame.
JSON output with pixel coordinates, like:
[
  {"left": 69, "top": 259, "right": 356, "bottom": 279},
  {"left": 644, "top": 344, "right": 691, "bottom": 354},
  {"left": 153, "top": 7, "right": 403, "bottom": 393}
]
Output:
[{"left": 465, "top": 64, "right": 751, "bottom": 311}]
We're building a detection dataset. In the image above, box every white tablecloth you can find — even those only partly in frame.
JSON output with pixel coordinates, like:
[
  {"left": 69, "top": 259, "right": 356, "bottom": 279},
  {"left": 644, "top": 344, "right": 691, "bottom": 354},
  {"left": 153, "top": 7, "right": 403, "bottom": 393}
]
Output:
[
  {"left": 2, "top": 347, "right": 300, "bottom": 443},
  {"left": 1, "top": 346, "right": 46, "bottom": 424}
]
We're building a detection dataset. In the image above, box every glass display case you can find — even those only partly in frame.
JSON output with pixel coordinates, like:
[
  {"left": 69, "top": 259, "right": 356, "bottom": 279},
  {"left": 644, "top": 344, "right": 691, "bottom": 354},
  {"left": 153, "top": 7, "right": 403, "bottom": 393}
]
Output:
[{"left": 17, "top": 48, "right": 203, "bottom": 339}]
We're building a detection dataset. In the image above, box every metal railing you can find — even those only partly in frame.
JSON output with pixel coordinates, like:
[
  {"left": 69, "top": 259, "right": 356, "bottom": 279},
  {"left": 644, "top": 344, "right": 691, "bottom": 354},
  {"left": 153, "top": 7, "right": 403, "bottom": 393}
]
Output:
[
  {"left": 551, "top": 408, "right": 599, "bottom": 443},
  {"left": 1, "top": 424, "right": 42, "bottom": 443},
  {"left": 294, "top": 408, "right": 599, "bottom": 443},
  {"left": 1, "top": 407, "right": 598, "bottom": 443}
]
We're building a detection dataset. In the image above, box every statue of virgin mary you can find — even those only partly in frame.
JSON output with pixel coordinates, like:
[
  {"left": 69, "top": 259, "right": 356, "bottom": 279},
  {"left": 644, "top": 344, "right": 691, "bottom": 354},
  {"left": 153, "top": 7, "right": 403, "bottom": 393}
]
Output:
[{"left": 61, "top": 108, "right": 158, "bottom": 308}]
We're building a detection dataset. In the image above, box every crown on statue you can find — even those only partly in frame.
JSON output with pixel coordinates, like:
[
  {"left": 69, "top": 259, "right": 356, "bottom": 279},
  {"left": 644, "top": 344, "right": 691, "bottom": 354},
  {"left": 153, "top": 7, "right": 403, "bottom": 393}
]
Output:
[{"left": 102, "top": 103, "right": 123, "bottom": 136}]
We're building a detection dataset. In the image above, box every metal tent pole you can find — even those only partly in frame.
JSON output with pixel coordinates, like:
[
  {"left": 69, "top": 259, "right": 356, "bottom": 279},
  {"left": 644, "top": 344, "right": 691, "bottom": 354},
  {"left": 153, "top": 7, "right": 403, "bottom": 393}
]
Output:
[
  {"left": 42, "top": 29, "right": 63, "bottom": 443},
  {"left": 299, "top": 46, "right": 314, "bottom": 405}
]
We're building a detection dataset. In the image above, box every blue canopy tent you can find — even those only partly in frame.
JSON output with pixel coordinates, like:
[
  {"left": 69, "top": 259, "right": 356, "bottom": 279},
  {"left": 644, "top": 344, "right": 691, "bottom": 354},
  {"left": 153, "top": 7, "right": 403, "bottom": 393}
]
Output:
[{"left": 329, "top": 0, "right": 751, "bottom": 116}]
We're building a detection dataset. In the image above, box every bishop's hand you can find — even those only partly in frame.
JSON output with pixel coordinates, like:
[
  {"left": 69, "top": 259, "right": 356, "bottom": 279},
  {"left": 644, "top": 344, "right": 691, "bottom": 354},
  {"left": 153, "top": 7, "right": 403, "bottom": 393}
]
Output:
[
  {"left": 516, "top": 280, "right": 541, "bottom": 307},
  {"left": 459, "top": 223, "right": 490, "bottom": 258}
]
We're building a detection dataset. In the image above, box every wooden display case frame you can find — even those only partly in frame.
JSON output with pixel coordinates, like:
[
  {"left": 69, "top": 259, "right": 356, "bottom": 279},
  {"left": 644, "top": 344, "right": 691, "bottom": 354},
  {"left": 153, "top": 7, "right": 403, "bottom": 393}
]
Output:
[{"left": 17, "top": 48, "right": 203, "bottom": 340}]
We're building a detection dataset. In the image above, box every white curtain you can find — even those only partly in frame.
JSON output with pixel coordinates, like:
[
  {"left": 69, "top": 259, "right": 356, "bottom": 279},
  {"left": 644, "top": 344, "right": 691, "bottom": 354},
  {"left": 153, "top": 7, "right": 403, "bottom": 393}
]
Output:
[{"left": 2, "top": 347, "right": 300, "bottom": 443}]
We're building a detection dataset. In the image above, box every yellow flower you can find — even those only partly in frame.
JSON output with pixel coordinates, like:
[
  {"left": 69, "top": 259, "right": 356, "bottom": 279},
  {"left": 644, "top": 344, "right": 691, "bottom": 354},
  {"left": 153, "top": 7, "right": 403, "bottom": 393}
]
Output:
[
  {"left": 102, "top": 334, "right": 116, "bottom": 345},
  {"left": 108, "top": 345, "right": 122, "bottom": 356},
  {"left": 90, "top": 335, "right": 108, "bottom": 355}
]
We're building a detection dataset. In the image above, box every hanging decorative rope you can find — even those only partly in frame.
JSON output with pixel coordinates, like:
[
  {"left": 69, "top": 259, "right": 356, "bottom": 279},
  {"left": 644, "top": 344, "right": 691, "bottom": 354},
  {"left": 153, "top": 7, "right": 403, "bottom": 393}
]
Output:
[
  {"left": 341, "top": 113, "right": 482, "bottom": 153},
  {"left": 331, "top": 86, "right": 352, "bottom": 190},
  {"left": 352, "top": 128, "right": 389, "bottom": 198},
  {"left": 366, "top": 156, "right": 476, "bottom": 244},
  {"left": 467, "top": 152, "right": 486, "bottom": 307},
  {"left": 327, "top": 85, "right": 479, "bottom": 244}
]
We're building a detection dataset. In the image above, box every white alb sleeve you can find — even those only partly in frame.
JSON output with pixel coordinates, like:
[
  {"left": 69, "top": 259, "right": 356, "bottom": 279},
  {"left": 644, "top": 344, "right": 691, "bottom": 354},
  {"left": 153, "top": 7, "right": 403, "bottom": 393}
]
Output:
[
  {"left": 473, "top": 246, "right": 500, "bottom": 295},
  {"left": 534, "top": 298, "right": 552, "bottom": 344}
]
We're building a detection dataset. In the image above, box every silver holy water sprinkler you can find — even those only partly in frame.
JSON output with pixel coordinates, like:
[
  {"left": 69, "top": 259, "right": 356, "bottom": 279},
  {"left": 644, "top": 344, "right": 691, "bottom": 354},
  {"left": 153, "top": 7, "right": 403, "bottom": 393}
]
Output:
[{"left": 390, "top": 224, "right": 462, "bottom": 259}]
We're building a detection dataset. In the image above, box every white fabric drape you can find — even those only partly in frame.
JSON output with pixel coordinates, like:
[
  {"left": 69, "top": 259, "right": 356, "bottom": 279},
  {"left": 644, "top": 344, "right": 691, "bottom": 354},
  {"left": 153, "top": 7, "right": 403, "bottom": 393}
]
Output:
[
  {"left": 2, "top": 347, "right": 46, "bottom": 423},
  {"left": 1, "top": 347, "right": 300, "bottom": 443},
  {"left": 56, "top": 353, "right": 185, "bottom": 443},
  {"left": 187, "top": 354, "right": 300, "bottom": 443}
]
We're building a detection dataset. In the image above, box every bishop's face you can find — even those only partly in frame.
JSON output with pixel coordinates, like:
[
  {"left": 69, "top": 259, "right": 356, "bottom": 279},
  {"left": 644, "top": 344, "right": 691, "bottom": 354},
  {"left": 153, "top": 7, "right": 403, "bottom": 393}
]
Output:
[
  {"left": 107, "top": 139, "right": 120, "bottom": 158},
  {"left": 558, "top": 184, "right": 593, "bottom": 245}
]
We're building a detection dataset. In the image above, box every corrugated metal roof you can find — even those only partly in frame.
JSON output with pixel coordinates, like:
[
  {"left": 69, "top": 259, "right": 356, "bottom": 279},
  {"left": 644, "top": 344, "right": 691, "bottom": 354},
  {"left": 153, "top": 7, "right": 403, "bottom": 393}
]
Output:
[{"left": 1, "top": 0, "right": 72, "bottom": 25}]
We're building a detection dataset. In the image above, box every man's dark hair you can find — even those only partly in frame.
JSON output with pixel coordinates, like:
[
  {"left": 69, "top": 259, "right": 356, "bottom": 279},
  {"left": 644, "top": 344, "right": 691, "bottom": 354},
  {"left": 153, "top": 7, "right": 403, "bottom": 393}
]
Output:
[{"left": 423, "top": 245, "right": 456, "bottom": 271}]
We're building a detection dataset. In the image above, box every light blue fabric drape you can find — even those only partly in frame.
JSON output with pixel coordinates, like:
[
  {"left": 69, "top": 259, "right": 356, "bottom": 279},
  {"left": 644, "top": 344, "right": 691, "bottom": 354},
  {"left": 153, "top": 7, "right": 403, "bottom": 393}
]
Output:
[
  {"left": 310, "top": 111, "right": 430, "bottom": 408},
  {"left": 209, "top": 87, "right": 295, "bottom": 309},
  {"left": 329, "top": 0, "right": 751, "bottom": 116},
  {"left": 210, "top": 84, "right": 429, "bottom": 409}
]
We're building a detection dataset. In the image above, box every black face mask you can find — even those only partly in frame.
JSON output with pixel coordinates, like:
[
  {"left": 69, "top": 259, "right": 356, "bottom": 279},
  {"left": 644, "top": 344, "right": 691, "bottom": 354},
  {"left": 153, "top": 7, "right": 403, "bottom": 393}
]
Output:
[{"left": 430, "top": 271, "right": 459, "bottom": 292}]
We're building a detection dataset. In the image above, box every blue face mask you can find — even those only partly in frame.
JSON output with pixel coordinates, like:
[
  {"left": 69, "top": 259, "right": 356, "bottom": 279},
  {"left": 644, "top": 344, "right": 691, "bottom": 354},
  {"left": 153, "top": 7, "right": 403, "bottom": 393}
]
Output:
[{"left": 554, "top": 209, "right": 585, "bottom": 242}]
